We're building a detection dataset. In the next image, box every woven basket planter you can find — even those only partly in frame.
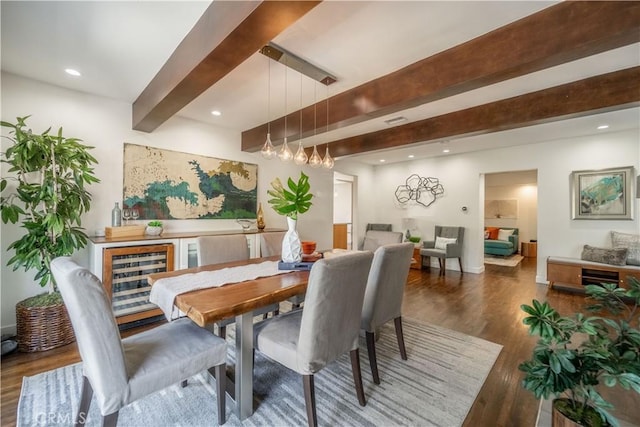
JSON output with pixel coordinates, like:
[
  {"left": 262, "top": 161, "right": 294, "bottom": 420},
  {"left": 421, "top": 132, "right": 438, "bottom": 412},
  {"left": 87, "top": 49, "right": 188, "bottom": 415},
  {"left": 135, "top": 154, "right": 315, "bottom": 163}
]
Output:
[{"left": 16, "top": 298, "right": 75, "bottom": 353}]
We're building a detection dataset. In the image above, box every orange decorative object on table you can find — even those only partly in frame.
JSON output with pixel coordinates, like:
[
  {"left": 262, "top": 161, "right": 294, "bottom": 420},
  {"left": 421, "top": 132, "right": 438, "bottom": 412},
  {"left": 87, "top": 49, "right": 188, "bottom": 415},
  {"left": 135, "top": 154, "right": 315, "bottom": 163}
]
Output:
[{"left": 301, "top": 241, "right": 317, "bottom": 255}]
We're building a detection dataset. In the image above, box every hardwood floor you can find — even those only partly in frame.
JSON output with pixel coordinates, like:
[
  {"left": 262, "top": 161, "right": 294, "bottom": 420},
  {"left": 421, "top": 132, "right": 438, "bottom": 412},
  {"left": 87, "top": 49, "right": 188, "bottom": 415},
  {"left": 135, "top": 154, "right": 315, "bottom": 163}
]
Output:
[{"left": 2, "top": 257, "right": 639, "bottom": 426}]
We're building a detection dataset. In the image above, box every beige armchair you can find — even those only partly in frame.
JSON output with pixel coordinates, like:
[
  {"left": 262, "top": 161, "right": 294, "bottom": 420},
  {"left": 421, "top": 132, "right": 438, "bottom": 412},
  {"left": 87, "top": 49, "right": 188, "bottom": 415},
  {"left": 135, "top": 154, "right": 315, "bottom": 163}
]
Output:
[{"left": 420, "top": 226, "right": 464, "bottom": 276}]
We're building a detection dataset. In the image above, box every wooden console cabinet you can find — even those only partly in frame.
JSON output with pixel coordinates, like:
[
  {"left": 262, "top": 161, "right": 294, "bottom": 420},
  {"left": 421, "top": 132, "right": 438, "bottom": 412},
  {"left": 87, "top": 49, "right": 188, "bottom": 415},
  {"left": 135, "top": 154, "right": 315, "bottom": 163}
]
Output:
[{"left": 547, "top": 257, "right": 640, "bottom": 291}]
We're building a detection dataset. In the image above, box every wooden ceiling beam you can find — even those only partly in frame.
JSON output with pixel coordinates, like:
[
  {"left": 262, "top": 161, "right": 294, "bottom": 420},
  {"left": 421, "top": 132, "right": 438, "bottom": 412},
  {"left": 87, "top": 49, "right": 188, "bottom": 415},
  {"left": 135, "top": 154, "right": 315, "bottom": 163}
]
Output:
[
  {"left": 318, "top": 67, "right": 640, "bottom": 158},
  {"left": 242, "top": 1, "right": 640, "bottom": 152},
  {"left": 133, "top": 1, "right": 321, "bottom": 132}
]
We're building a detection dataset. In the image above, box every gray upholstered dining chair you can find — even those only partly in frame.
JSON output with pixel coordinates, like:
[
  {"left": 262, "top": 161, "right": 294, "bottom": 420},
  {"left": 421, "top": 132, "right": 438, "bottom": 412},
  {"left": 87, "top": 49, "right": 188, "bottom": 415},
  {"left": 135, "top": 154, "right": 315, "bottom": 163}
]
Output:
[
  {"left": 253, "top": 251, "right": 374, "bottom": 427},
  {"left": 260, "top": 231, "right": 305, "bottom": 309},
  {"left": 259, "top": 231, "right": 286, "bottom": 258},
  {"left": 197, "top": 234, "right": 251, "bottom": 265},
  {"left": 51, "top": 257, "right": 227, "bottom": 426},
  {"left": 420, "top": 225, "right": 464, "bottom": 276},
  {"left": 361, "top": 242, "right": 414, "bottom": 384},
  {"left": 197, "top": 235, "right": 278, "bottom": 338}
]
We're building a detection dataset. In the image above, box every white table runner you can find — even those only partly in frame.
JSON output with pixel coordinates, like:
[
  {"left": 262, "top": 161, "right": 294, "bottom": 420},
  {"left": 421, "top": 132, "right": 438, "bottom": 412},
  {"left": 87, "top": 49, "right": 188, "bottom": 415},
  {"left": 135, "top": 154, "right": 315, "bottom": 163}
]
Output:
[{"left": 149, "top": 261, "right": 288, "bottom": 320}]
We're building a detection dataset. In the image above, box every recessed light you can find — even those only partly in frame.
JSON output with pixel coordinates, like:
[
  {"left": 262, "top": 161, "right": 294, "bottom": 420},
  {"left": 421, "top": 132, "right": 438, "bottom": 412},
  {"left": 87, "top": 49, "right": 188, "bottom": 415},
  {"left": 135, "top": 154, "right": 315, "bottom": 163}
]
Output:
[
  {"left": 379, "top": 159, "right": 386, "bottom": 163},
  {"left": 597, "top": 124, "right": 609, "bottom": 130},
  {"left": 442, "top": 149, "right": 450, "bottom": 153},
  {"left": 408, "top": 155, "right": 415, "bottom": 159},
  {"left": 65, "top": 68, "right": 81, "bottom": 77},
  {"left": 211, "top": 110, "right": 222, "bottom": 116}
]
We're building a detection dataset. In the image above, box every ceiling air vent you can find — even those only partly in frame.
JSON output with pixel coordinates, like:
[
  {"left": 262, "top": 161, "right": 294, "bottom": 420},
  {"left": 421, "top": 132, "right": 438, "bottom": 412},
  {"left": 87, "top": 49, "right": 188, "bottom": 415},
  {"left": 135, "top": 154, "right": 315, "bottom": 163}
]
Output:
[{"left": 384, "top": 116, "right": 407, "bottom": 126}]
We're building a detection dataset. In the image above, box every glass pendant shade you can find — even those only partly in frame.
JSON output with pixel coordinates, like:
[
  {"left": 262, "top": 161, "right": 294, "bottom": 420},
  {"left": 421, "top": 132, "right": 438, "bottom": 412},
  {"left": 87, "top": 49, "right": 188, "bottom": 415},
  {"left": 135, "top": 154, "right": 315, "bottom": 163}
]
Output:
[
  {"left": 309, "top": 146, "right": 322, "bottom": 168},
  {"left": 294, "top": 140, "right": 308, "bottom": 165},
  {"left": 278, "top": 137, "right": 293, "bottom": 162},
  {"left": 322, "top": 145, "right": 334, "bottom": 169},
  {"left": 261, "top": 133, "right": 276, "bottom": 159}
]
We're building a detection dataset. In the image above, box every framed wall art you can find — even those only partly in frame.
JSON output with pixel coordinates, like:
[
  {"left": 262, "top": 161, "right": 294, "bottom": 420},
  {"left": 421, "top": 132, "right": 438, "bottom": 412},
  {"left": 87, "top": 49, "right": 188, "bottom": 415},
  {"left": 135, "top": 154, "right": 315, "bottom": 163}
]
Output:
[
  {"left": 571, "top": 166, "right": 634, "bottom": 220},
  {"left": 123, "top": 143, "right": 257, "bottom": 220}
]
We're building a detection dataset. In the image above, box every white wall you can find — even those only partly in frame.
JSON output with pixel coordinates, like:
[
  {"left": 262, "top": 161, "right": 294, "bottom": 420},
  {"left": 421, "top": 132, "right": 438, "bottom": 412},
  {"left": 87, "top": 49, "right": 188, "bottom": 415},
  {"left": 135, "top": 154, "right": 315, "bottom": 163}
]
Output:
[
  {"left": 1, "top": 72, "right": 334, "bottom": 334},
  {"left": 367, "top": 131, "right": 639, "bottom": 280}
]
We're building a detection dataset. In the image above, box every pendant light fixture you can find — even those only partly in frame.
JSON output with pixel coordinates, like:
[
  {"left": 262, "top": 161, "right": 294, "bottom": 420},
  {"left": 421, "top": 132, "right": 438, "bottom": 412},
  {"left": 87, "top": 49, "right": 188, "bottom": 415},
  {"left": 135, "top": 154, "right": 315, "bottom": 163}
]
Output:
[
  {"left": 322, "top": 85, "right": 334, "bottom": 169},
  {"left": 294, "top": 71, "right": 308, "bottom": 165},
  {"left": 260, "top": 57, "right": 276, "bottom": 159},
  {"left": 309, "top": 81, "right": 322, "bottom": 168},
  {"left": 278, "top": 62, "right": 293, "bottom": 162},
  {"left": 322, "top": 145, "right": 334, "bottom": 169}
]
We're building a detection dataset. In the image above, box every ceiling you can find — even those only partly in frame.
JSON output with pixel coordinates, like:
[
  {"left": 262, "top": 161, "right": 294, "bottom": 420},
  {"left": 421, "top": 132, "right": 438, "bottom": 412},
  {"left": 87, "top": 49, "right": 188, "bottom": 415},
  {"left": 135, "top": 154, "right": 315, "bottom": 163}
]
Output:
[{"left": 2, "top": 1, "right": 639, "bottom": 165}]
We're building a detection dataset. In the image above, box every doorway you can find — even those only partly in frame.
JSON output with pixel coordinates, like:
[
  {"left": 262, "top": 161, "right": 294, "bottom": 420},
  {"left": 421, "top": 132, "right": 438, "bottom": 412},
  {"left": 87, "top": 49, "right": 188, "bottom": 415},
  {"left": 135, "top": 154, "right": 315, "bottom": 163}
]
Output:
[
  {"left": 483, "top": 170, "right": 538, "bottom": 261},
  {"left": 333, "top": 172, "right": 355, "bottom": 249}
]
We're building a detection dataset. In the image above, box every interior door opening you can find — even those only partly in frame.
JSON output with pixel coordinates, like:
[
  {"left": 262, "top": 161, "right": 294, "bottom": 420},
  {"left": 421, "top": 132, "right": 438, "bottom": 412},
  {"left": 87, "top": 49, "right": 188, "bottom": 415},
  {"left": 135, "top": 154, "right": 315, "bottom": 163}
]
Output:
[{"left": 333, "top": 172, "right": 355, "bottom": 249}]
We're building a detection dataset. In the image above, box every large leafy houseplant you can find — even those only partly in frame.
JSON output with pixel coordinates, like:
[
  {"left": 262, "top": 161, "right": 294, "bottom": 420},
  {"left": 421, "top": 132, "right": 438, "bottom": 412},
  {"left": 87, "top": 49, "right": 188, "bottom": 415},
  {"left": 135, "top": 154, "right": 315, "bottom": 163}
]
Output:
[
  {"left": 519, "top": 277, "right": 640, "bottom": 427},
  {"left": 267, "top": 171, "right": 313, "bottom": 220},
  {"left": 1, "top": 116, "right": 100, "bottom": 294}
]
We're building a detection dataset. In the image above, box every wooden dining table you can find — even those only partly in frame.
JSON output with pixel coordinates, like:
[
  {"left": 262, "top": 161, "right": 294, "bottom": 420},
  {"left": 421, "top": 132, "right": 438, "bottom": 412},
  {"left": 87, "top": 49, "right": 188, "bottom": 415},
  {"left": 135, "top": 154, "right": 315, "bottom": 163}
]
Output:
[{"left": 147, "top": 256, "right": 310, "bottom": 421}]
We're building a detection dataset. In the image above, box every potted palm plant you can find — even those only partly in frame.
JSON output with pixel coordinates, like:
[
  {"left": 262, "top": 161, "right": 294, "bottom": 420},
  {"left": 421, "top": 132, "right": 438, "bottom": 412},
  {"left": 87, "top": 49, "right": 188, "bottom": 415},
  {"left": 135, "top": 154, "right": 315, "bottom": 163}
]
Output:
[
  {"left": 267, "top": 171, "right": 313, "bottom": 262},
  {"left": 1, "top": 116, "right": 100, "bottom": 352},
  {"left": 519, "top": 277, "right": 640, "bottom": 427}
]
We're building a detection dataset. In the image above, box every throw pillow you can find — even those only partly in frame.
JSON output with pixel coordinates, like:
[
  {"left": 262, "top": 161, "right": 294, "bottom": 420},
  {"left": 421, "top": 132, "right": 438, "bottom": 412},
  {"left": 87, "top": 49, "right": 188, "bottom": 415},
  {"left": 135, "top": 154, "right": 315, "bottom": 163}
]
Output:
[
  {"left": 435, "top": 236, "right": 457, "bottom": 250},
  {"left": 611, "top": 231, "right": 640, "bottom": 266},
  {"left": 497, "top": 229, "right": 514, "bottom": 241},
  {"left": 485, "top": 227, "right": 499, "bottom": 240},
  {"left": 581, "top": 245, "right": 629, "bottom": 266},
  {"left": 484, "top": 230, "right": 490, "bottom": 239}
]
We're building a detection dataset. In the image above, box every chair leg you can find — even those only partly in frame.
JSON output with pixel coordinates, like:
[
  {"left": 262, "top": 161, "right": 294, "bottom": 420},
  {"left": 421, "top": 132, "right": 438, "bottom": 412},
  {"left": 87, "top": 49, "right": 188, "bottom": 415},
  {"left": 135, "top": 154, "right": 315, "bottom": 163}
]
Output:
[
  {"left": 394, "top": 317, "right": 408, "bottom": 360},
  {"left": 458, "top": 257, "right": 463, "bottom": 274},
  {"left": 215, "top": 363, "right": 226, "bottom": 425},
  {"left": 76, "top": 376, "right": 93, "bottom": 426},
  {"left": 218, "top": 325, "right": 226, "bottom": 340},
  {"left": 438, "top": 258, "right": 444, "bottom": 275},
  {"left": 181, "top": 379, "right": 188, "bottom": 388},
  {"left": 103, "top": 412, "right": 118, "bottom": 427},
  {"left": 349, "top": 349, "right": 366, "bottom": 406},
  {"left": 365, "top": 331, "right": 380, "bottom": 384},
  {"left": 302, "top": 374, "right": 318, "bottom": 427}
]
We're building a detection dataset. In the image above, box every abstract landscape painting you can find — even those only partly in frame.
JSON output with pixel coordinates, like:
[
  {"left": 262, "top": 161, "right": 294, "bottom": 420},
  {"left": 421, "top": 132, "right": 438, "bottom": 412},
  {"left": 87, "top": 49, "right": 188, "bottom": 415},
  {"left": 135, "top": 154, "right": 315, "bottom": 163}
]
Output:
[{"left": 123, "top": 144, "right": 257, "bottom": 220}]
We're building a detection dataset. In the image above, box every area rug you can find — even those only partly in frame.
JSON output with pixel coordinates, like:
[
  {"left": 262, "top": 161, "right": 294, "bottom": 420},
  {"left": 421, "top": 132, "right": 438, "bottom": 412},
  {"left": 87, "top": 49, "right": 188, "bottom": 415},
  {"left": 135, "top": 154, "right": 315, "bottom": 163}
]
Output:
[
  {"left": 17, "top": 319, "right": 502, "bottom": 427},
  {"left": 484, "top": 254, "right": 524, "bottom": 267}
]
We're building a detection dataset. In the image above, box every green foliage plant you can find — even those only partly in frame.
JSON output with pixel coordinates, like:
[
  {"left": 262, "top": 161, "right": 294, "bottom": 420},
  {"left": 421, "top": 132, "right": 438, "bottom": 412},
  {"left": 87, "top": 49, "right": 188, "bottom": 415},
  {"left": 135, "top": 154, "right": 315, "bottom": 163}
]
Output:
[
  {"left": 1, "top": 116, "right": 100, "bottom": 290},
  {"left": 147, "top": 220, "right": 163, "bottom": 227},
  {"left": 267, "top": 171, "right": 313, "bottom": 221},
  {"left": 519, "top": 277, "right": 640, "bottom": 427}
]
